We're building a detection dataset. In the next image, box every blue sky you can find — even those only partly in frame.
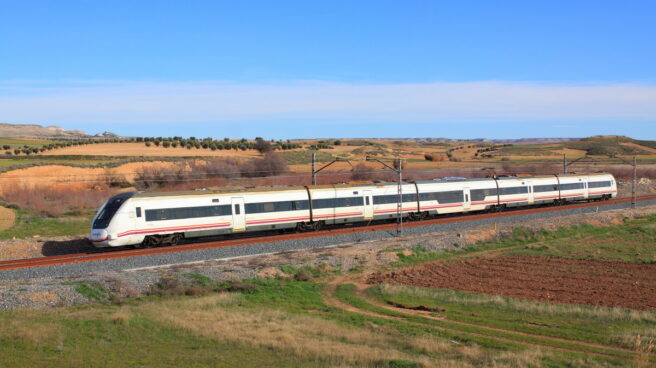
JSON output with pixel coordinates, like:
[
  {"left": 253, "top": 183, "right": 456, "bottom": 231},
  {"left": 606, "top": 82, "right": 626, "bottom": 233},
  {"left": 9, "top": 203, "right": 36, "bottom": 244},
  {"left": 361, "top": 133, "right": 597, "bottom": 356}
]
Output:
[{"left": 1, "top": 1, "right": 655, "bottom": 139}]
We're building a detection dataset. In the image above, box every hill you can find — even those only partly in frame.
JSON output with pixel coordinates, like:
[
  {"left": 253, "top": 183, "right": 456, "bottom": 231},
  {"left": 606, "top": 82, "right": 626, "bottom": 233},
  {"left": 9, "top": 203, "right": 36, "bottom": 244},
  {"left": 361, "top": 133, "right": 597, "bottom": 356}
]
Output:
[{"left": 0, "top": 123, "right": 117, "bottom": 139}]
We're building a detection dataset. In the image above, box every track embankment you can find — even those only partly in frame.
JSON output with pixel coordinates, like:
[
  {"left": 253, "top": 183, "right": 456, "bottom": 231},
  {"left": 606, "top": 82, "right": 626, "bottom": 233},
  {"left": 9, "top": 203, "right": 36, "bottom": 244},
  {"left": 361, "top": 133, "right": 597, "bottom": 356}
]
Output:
[{"left": 1, "top": 194, "right": 655, "bottom": 280}]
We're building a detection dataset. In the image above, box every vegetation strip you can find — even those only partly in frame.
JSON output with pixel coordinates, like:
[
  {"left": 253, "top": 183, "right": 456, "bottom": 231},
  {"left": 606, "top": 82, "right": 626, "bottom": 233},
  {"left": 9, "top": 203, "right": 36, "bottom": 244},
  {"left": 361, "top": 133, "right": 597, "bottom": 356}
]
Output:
[
  {"left": 360, "top": 286, "right": 648, "bottom": 359},
  {"left": 333, "top": 284, "right": 635, "bottom": 362}
]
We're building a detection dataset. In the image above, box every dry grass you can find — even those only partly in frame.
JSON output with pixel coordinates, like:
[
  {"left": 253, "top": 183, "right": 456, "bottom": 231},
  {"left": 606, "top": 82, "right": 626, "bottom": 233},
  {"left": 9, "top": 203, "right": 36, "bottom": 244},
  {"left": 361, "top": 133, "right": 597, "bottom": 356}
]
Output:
[
  {"left": 0, "top": 319, "right": 59, "bottom": 345},
  {"left": 0, "top": 206, "right": 16, "bottom": 230},
  {"left": 144, "top": 294, "right": 416, "bottom": 365},
  {"left": 0, "top": 183, "right": 118, "bottom": 216},
  {"left": 135, "top": 293, "right": 560, "bottom": 368}
]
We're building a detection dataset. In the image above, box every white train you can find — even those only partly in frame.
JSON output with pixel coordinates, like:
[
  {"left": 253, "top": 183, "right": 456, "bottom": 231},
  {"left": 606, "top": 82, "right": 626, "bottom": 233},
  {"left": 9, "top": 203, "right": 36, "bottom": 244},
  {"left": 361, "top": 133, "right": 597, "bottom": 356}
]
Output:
[{"left": 89, "top": 173, "right": 617, "bottom": 248}]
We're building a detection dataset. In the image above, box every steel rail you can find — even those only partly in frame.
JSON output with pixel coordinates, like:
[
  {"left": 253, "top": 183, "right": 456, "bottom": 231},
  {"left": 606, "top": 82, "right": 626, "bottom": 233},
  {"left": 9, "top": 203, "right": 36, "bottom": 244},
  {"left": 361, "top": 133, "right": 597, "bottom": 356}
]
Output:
[{"left": 1, "top": 194, "right": 655, "bottom": 272}]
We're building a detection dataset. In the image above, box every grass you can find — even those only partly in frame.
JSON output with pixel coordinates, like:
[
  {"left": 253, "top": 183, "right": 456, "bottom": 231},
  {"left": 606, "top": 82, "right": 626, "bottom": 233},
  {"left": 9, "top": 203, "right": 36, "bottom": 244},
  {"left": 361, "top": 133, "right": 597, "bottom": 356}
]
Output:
[
  {"left": 0, "top": 138, "right": 57, "bottom": 148},
  {"left": 367, "top": 284, "right": 656, "bottom": 351},
  {"left": 0, "top": 210, "right": 90, "bottom": 239},
  {"left": 63, "top": 282, "right": 109, "bottom": 301},
  {"left": 507, "top": 215, "right": 656, "bottom": 263},
  {"left": 278, "top": 150, "right": 335, "bottom": 164},
  {"left": 0, "top": 304, "right": 312, "bottom": 368},
  {"left": 387, "top": 215, "right": 656, "bottom": 267},
  {"left": 333, "top": 285, "right": 630, "bottom": 365}
]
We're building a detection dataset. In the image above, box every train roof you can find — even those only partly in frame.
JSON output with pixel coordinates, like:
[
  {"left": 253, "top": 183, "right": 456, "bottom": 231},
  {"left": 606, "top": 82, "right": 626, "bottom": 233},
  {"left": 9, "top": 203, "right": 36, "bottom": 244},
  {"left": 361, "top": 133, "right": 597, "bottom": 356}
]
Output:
[{"left": 127, "top": 172, "right": 613, "bottom": 198}]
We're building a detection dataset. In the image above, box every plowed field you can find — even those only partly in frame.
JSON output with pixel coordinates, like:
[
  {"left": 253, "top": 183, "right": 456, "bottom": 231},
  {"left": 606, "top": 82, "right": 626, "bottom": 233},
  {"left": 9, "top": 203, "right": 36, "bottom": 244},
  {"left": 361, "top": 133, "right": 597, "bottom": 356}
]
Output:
[{"left": 367, "top": 256, "right": 656, "bottom": 310}]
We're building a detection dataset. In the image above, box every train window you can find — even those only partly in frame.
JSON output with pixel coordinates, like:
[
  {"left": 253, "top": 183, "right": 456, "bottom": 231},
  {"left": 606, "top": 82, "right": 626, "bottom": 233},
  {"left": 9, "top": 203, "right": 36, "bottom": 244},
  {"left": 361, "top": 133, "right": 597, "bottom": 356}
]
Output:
[
  {"left": 246, "top": 200, "right": 309, "bottom": 213},
  {"left": 212, "top": 199, "right": 219, "bottom": 203},
  {"left": 470, "top": 188, "right": 497, "bottom": 201},
  {"left": 136, "top": 207, "right": 141, "bottom": 218},
  {"left": 292, "top": 200, "right": 309, "bottom": 210},
  {"left": 418, "top": 191, "right": 463, "bottom": 204},
  {"left": 499, "top": 186, "right": 529, "bottom": 195},
  {"left": 559, "top": 183, "right": 584, "bottom": 191},
  {"left": 588, "top": 181, "right": 612, "bottom": 188},
  {"left": 234, "top": 204, "right": 240, "bottom": 215},
  {"left": 465, "top": 194, "right": 469, "bottom": 202},
  {"left": 373, "top": 194, "right": 417, "bottom": 204},
  {"left": 312, "top": 198, "right": 333, "bottom": 209},
  {"left": 533, "top": 184, "right": 558, "bottom": 192},
  {"left": 365, "top": 196, "right": 370, "bottom": 205},
  {"left": 145, "top": 205, "right": 232, "bottom": 222}
]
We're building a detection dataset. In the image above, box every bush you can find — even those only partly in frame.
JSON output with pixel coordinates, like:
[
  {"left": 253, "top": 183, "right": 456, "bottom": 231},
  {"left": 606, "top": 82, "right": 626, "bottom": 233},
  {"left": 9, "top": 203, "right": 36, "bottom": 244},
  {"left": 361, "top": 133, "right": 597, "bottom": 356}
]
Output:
[{"left": 1, "top": 183, "right": 118, "bottom": 217}]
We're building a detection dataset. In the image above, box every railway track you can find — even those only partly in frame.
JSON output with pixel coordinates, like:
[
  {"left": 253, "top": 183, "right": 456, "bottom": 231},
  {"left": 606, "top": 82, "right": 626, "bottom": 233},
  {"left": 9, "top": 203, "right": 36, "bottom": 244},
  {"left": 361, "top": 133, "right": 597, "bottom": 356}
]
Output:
[{"left": 1, "top": 194, "right": 655, "bottom": 273}]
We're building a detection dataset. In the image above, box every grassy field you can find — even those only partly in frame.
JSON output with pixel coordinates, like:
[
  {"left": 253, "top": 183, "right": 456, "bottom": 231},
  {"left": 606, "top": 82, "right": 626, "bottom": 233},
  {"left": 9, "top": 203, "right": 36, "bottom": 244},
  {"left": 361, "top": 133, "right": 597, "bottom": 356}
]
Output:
[
  {"left": 1, "top": 216, "right": 656, "bottom": 366},
  {"left": 0, "top": 138, "right": 56, "bottom": 148},
  {"left": 0, "top": 210, "right": 90, "bottom": 239}
]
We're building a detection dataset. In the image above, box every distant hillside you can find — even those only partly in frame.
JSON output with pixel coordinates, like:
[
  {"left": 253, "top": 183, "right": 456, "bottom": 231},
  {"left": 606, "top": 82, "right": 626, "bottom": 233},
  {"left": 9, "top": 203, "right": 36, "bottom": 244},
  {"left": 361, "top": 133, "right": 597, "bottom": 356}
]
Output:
[
  {"left": 563, "top": 136, "right": 656, "bottom": 156},
  {"left": 411, "top": 137, "right": 579, "bottom": 144},
  {"left": 0, "top": 123, "right": 118, "bottom": 139}
]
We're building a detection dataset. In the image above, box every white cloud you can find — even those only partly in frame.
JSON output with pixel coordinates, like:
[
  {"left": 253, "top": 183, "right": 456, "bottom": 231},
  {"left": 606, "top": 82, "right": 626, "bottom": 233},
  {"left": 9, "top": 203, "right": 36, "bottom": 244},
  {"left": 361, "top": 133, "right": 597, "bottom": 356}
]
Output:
[{"left": 0, "top": 80, "right": 655, "bottom": 124}]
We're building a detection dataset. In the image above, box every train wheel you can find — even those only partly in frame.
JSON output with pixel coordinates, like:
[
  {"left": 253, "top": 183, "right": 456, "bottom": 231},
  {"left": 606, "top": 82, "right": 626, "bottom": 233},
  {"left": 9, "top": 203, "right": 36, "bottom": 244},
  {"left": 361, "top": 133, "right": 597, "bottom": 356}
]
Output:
[
  {"left": 169, "top": 233, "right": 184, "bottom": 246},
  {"left": 139, "top": 235, "right": 160, "bottom": 248}
]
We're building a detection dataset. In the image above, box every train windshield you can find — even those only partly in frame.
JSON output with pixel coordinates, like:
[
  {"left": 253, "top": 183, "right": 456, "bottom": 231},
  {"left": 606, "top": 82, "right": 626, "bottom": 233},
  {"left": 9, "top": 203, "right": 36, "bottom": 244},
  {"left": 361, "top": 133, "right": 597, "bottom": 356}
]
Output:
[{"left": 92, "top": 192, "right": 134, "bottom": 229}]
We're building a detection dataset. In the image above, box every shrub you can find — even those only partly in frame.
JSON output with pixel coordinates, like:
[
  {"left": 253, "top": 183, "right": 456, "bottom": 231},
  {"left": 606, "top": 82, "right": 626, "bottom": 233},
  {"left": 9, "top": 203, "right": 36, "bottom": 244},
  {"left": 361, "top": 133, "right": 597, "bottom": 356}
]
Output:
[{"left": 0, "top": 183, "right": 118, "bottom": 217}]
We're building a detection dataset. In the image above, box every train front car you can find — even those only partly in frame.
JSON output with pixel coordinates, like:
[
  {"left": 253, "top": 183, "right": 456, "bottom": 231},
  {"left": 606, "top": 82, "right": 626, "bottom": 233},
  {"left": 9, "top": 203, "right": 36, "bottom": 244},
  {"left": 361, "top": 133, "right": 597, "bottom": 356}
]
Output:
[{"left": 89, "top": 192, "right": 136, "bottom": 247}]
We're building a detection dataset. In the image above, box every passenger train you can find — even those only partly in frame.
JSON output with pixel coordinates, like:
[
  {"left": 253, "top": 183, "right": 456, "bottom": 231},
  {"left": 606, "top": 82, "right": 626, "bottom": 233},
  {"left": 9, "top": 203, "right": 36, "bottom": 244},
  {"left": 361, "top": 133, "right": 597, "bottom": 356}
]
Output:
[{"left": 89, "top": 173, "right": 617, "bottom": 248}]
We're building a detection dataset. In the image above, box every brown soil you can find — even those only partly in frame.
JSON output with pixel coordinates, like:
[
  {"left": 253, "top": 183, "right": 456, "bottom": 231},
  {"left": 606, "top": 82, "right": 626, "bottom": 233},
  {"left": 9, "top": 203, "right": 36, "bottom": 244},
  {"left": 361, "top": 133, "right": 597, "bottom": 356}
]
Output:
[{"left": 367, "top": 256, "right": 656, "bottom": 310}]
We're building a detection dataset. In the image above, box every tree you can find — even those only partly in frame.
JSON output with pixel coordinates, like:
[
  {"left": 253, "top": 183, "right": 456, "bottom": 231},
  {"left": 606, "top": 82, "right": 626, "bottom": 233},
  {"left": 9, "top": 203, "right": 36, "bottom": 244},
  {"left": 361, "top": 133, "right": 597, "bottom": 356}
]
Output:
[
  {"left": 145, "top": 142, "right": 152, "bottom": 147},
  {"left": 2, "top": 145, "right": 10, "bottom": 150},
  {"left": 254, "top": 138, "right": 273, "bottom": 154}
]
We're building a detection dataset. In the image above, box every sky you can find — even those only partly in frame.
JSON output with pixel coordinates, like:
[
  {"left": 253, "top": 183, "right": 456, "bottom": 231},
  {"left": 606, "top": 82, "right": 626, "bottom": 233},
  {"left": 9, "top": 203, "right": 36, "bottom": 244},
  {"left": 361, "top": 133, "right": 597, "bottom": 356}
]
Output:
[{"left": 0, "top": 1, "right": 655, "bottom": 139}]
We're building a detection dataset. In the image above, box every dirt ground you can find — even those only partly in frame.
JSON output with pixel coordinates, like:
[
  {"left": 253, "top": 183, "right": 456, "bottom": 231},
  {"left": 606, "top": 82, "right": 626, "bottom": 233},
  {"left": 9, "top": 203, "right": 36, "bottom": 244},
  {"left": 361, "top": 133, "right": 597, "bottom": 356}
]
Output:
[
  {"left": 0, "top": 207, "right": 15, "bottom": 231},
  {"left": 367, "top": 255, "right": 656, "bottom": 310},
  {"left": 0, "top": 161, "right": 179, "bottom": 190}
]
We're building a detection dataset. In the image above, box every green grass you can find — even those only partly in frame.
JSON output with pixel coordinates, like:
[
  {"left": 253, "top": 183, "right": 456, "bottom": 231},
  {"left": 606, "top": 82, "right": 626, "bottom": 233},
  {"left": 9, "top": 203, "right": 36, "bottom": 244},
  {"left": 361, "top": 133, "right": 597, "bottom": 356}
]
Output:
[
  {"left": 493, "top": 144, "right": 560, "bottom": 156},
  {"left": 563, "top": 136, "right": 653, "bottom": 156},
  {"left": 334, "top": 285, "right": 631, "bottom": 364},
  {"left": 278, "top": 150, "right": 335, "bottom": 164},
  {"left": 63, "top": 282, "right": 109, "bottom": 301},
  {"left": 507, "top": 215, "right": 656, "bottom": 263},
  {"left": 0, "top": 210, "right": 90, "bottom": 239},
  {"left": 0, "top": 276, "right": 645, "bottom": 367},
  {"left": 0, "top": 307, "right": 312, "bottom": 368},
  {"left": 367, "top": 284, "right": 656, "bottom": 352},
  {"left": 0, "top": 138, "right": 57, "bottom": 148}
]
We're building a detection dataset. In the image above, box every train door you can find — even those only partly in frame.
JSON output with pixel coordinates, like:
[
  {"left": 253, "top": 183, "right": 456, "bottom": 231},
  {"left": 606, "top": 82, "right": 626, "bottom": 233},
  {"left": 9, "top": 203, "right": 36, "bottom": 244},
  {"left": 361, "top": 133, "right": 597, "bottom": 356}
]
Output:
[
  {"left": 582, "top": 177, "right": 589, "bottom": 200},
  {"left": 363, "top": 190, "right": 373, "bottom": 220},
  {"left": 231, "top": 197, "right": 245, "bottom": 232},
  {"left": 526, "top": 181, "right": 534, "bottom": 205},
  {"left": 463, "top": 187, "right": 471, "bottom": 211}
]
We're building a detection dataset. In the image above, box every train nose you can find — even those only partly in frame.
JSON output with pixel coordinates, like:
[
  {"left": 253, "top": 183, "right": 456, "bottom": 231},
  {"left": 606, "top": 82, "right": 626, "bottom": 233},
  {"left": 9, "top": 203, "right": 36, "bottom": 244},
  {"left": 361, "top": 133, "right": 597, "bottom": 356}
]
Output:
[{"left": 89, "top": 229, "right": 109, "bottom": 242}]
